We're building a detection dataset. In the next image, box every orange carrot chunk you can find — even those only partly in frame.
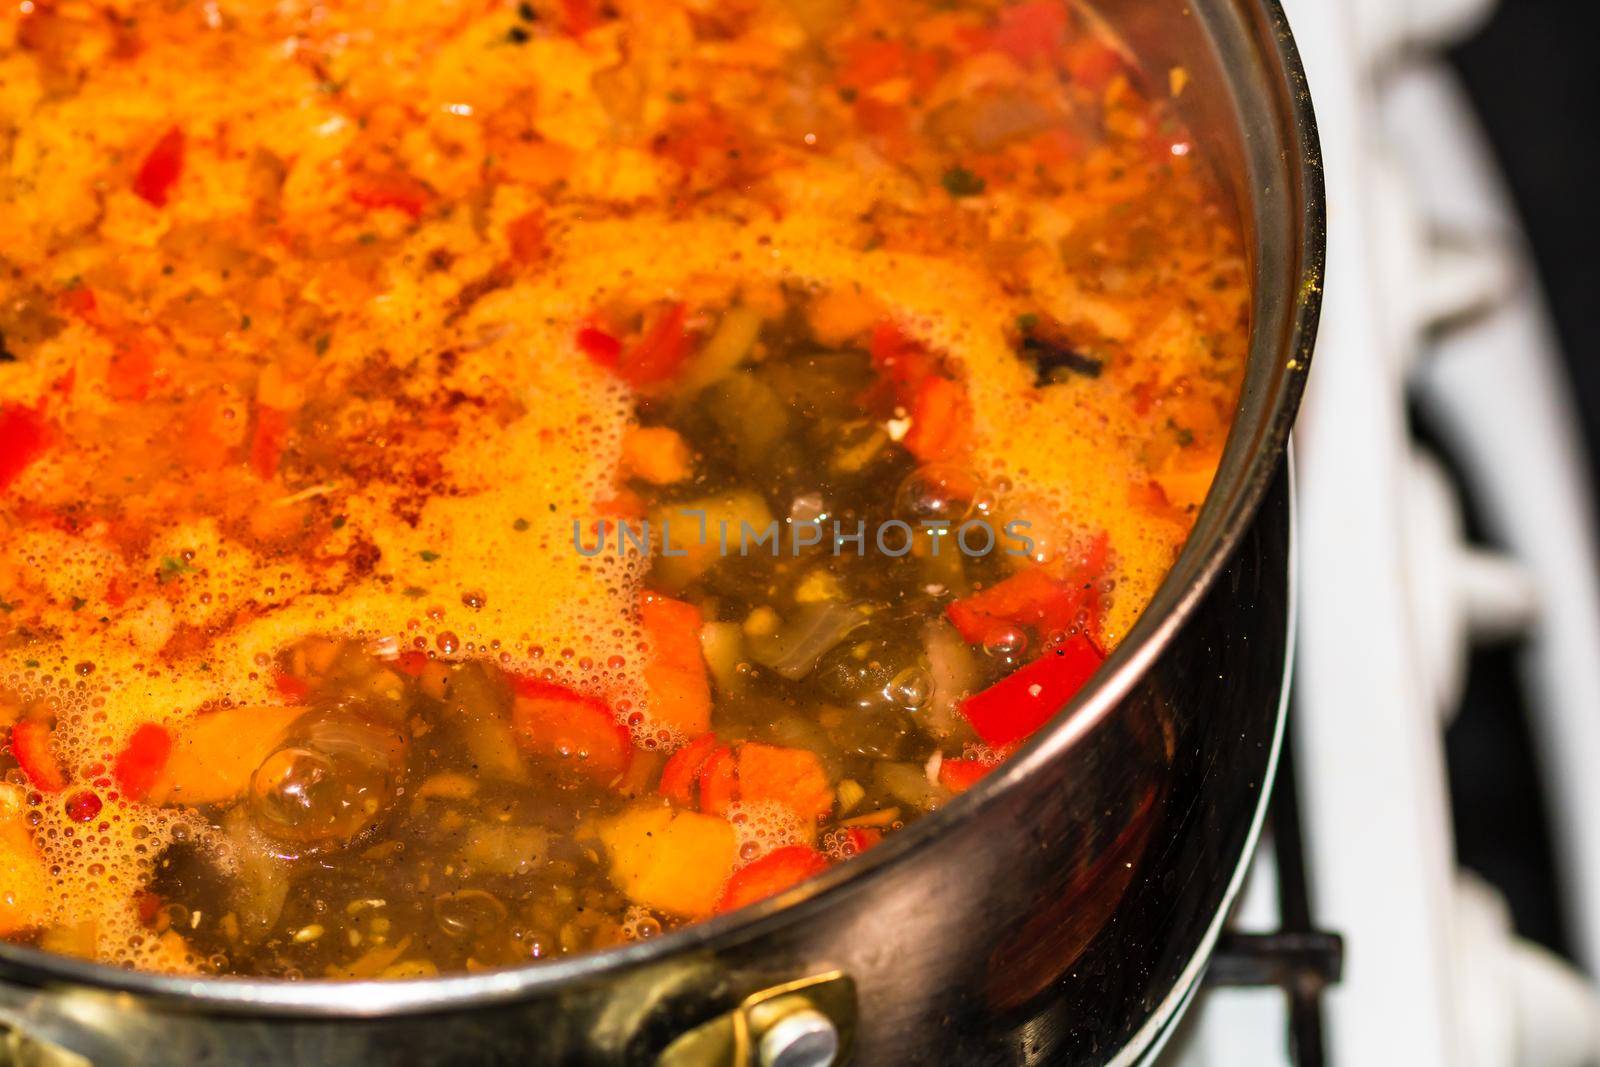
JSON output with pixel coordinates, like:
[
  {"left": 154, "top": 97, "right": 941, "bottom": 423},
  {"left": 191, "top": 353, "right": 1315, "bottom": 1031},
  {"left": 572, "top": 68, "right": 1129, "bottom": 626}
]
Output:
[
  {"left": 511, "top": 678, "right": 633, "bottom": 781},
  {"left": 715, "top": 845, "right": 831, "bottom": 914},
  {"left": 697, "top": 744, "right": 739, "bottom": 816},
  {"left": 735, "top": 742, "right": 834, "bottom": 822},
  {"left": 641, "top": 593, "right": 712, "bottom": 737},
  {"left": 903, "top": 375, "right": 972, "bottom": 464}
]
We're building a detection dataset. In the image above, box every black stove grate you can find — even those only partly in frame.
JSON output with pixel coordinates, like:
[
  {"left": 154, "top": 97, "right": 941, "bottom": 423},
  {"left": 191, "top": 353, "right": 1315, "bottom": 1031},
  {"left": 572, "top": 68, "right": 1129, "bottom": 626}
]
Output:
[{"left": 1202, "top": 725, "right": 1343, "bottom": 1067}]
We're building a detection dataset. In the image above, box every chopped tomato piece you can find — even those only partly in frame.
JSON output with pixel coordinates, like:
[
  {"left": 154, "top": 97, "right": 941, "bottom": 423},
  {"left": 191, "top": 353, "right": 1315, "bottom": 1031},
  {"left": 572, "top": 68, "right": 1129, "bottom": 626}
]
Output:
[
  {"left": 641, "top": 592, "right": 712, "bottom": 736},
  {"left": 0, "top": 405, "right": 49, "bottom": 491},
  {"left": 113, "top": 723, "right": 172, "bottom": 802},
  {"left": 132, "top": 126, "right": 184, "bottom": 207},
  {"left": 697, "top": 744, "right": 738, "bottom": 816},
  {"left": 958, "top": 634, "right": 1104, "bottom": 746},
  {"left": 903, "top": 375, "right": 972, "bottom": 463},
  {"left": 8, "top": 720, "right": 66, "bottom": 793},
  {"left": 938, "top": 757, "right": 992, "bottom": 793},
  {"left": 511, "top": 678, "right": 633, "bottom": 781},
  {"left": 619, "top": 303, "right": 691, "bottom": 388},
  {"left": 659, "top": 733, "right": 720, "bottom": 807},
  {"left": 735, "top": 742, "right": 834, "bottom": 821},
  {"left": 715, "top": 845, "right": 830, "bottom": 914},
  {"left": 250, "top": 404, "right": 289, "bottom": 479}
]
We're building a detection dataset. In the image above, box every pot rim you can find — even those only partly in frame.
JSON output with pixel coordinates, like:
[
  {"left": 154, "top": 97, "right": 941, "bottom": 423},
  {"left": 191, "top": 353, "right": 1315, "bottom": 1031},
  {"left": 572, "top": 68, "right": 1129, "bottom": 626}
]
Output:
[{"left": 0, "top": 0, "right": 1324, "bottom": 1016}]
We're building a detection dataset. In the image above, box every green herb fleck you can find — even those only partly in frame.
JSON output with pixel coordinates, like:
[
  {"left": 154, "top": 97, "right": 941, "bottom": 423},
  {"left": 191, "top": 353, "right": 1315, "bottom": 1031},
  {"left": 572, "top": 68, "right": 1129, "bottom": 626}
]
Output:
[
  {"left": 402, "top": 586, "right": 427, "bottom": 599},
  {"left": 940, "top": 166, "right": 986, "bottom": 198},
  {"left": 0, "top": 600, "right": 14, "bottom": 614},
  {"left": 158, "top": 556, "right": 197, "bottom": 583},
  {"left": 512, "top": 517, "right": 530, "bottom": 532},
  {"left": 332, "top": 515, "right": 347, "bottom": 530},
  {"left": 239, "top": 314, "right": 252, "bottom": 331},
  {"left": 507, "top": 24, "right": 530, "bottom": 43},
  {"left": 517, "top": 1, "right": 536, "bottom": 19},
  {"left": 1016, "top": 313, "right": 1039, "bottom": 333},
  {"left": 419, "top": 549, "right": 441, "bottom": 562},
  {"left": 70, "top": 596, "right": 87, "bottom": 612},
  {"left": 314, "top": 334, "right": 332, "bottom": 357},
  {"left": 24, "top": 659, "right": 39, "bottom": 669}
]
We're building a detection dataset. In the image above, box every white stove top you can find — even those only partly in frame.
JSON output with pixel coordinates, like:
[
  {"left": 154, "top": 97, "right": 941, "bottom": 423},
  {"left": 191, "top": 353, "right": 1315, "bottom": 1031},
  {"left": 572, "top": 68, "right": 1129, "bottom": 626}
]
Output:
[{"left": 1154, "top": 0, "right": 1600, "bottom": 1064}]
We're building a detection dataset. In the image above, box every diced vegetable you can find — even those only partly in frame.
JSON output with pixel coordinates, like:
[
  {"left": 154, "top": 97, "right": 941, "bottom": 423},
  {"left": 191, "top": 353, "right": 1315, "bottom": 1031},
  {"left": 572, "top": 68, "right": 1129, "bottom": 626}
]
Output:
[
  {"left": 577, "top": 325, "right": 623, "bottom": 366},
  {"left": 510, "top": 678, "right": 632, "bottom": 781},
  {"left": 250, "top": 404, "right": 289, "bottom": 479},
  {"left": 8, "top": 720, "right": 65, "bottom": 793},
  {"left": 442, "top": 665, "right": 530, "bottom": 784},
  {"left": 715, "top": 845, "right": 829, "bottom": 914},
  {"left": 619, "top": 303, "right": 691, "bottom": 388},
  {"left": 736, "top": 742, "right": 834, "bottom": 821},
  {"left": 598, "top": 805, "right": 737, "bottom": 918},
  {"left": 946, "top": 567, "right": 1095, "bottom": 645},
  {"left": 868, "top": 321, "right": 935, "bottom": 407},
  {"left": 958, "top": 634, "right": 1104, "bottom": 746},
  {"left": 659, "top": 732, "right": 721, "bottom": 807},
  {"left": 697, "top": 743, "right": 738, "bottom": 816},
  {"left": 620, "top": 426, "right": 693, "bottom": 485},
  {"left": 746, "top": 601, "right": 868, "bottom": 680},
  {"left": 991, "top": 2, "right": 1068, "bottom": 67},
  {"left": 132, "top": 126, "right": 185, "bottom": 207},
  {"left": 873, "top": 759, "right": 948, "bottom": 812},
  {"left": 113, "top": 723, "right": 172, "bottom": 802},
  {"left": 641, "top": 593, "right": 713, "bottom": 737},
  {"left": 806, "top": 288, "right": 881, "bottom": 347},
  {"left": 649, "top": 490, "right": 774, "bottom": 592},
  {"left": 676, "top": 305, "right": 763, "bottom": 395},
  {"left": 707, "top": 372, "right": 792, "bottom": 470},
  {"left": 0, "top": 405, "right": 48, "bottom": 491},
  {"left": 506, "top": 210, "right": 547, "bottom": 265},
  {"left": 698, "top": 622, "right": 747, "bottom": 695},
  {"left": 903, "top": 375, "right": 972, "bottom": 463},
  {"left": 349, "top": 174, "right": 429, "bottom": 218},
  {"left": 146, "top": 705, "right": 306, "bottom": 805},
  {"left": 938, "top": 757, "right": 991, "bottom": 793}
]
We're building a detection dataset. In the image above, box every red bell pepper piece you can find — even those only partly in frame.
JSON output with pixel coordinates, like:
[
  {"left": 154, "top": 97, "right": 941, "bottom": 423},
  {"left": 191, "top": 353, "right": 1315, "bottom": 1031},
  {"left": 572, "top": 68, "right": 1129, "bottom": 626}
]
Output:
[
  {"left": 133, "top": 126, "right": 185, "bottom": 207},
  {"left": 948, "top": 568, "right": 1093, "bottom": 645},
  {"left": 113, "top": 723, "right": 172, "bottom": 802},
  {"left": 250, "top": 404, "right": 289, "bottom": 479},
  {"left": 348, "top": 174, "right": 429, "bottom": 219},
  {"left": 839, "top": 826, "right": 882, "bottom": 855},
  {"left": 618, "top": 302, "right": 690, "bottom": 388},
  {"left": 577, "top": 325, "right": 624, "bottom": 368},
  {"left": 958, "top": 634, "right": 1105, "bottom": 746},
  {"left": 395, "top": 651, "right": 430, "bottom": 677},
  {"left": 8, "top": 720, "right": 66, "bottom": 793},
  {"left": 697, "top": 743, "right": 738, "bottom": 816},
  {"left": 0, "top": 405, "right": 49, "bottom": 491},
  {"left": 659, "top": 733, "right": 720, "bottom": 807},
  {"left": 938, "top": 757, "right": 992, "bottom": 794},
  {"left": 272, "top": 671, "right": 313, "bottom": 703},
  {"left": 868, "top": 320, "right": 935, "bottom": 408},
  {"left": 903, "top": 375, "right": 972, "bottom": 463},
  {"left": 510, "top": 677, "right": 633, "bottom": 781},
  {"left": 715, "top": 845, "right": 830, "bottom": 914}
]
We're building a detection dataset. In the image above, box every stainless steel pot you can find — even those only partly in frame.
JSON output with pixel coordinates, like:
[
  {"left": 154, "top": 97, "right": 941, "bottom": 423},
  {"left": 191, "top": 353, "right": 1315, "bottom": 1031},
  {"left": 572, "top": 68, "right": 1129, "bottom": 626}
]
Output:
[{"left": 0, "top": 1, "right": 1322, "bottom": 1063}]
